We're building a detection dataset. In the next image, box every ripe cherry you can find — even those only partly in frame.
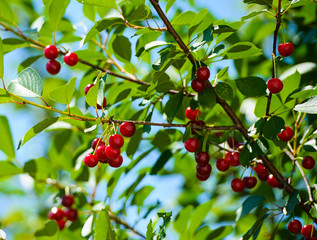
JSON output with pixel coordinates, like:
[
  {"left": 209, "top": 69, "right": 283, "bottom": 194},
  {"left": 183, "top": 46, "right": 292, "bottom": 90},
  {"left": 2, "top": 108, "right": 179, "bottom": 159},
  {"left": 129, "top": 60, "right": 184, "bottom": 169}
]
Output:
[
  {"left": 301, "top": 225, "right": 316, "bottom": 237},
  {"left": 231, "top": 178, "right": 245, "bottom": 192},
  {"left": 254, "top": 163, "right": 267, "bottom": 174},
  {"left": 48, "top": 207, "right": 64, "bottom": 221},
  {"left": 278, "top": 42, "right": 294, "bottom": 57},
  {"left": 64, "top": 52, "right": 78, "bottom": 66},
  {"left": 302, "top": 156, "right": 315, "bottom": 170},
  {"left": 105, "top": 145, "right": 120, "bottom": 160},
  {"left": 185, "top": 107, "right": 201, "bottom": 121},
  {"left": 195, "top": 152, "right": 210, "bottom": 166},
  {"left": 191, "top": 78, "right": 206, "bottom": 93},
  {"left": 278, "top": 126, "right": 294, "bottom": 142},
  {"left": 65, "top": 208, "right": 78, "bottom": 222},
  {"left": 46, "top": 60, "right": 61, "bottom": 75},
  {"left": 243, "top": 176, "right": 257, "bottom": 189},
  {"left": 196, "top": 172, "right": 210, "bottom": 181},
  {"left": 288, "top": 219, "right": 302, "bottom": 234},
  {"left": 184, "top": 138, "right": 200, "bottom": 152},
  {"left": 109, "top": 134, "right": 124, "bottom": 149},
  {"left": 196, "top": 66, "right": 210, "bottom": 81},
  {"left": 91, "top": 138, "right": 105, "bottom": 150},
  {"left": 267, "top": 174, "right": 280, "bottom": 188},
  {"left": 227, "top": 137, "right": 240, "bottom": 149},
  {"left": 44, "top": 45, "right": 59, "bottom": 59},
  {"left": 61, "top": 195, "right": 74, "bottom": 207},
  {"left": 216, "top": 158, "right": 230, "bottom": 172},
  {"left": 190, "top": 120, "right": 205, "bottom": 134},
  {"left": 57, "top": 219, "right": 66, "bottom": 230},
  {"left": 257, "top": 171, "right": 269, "bottom": 181},
  {"left": 96, "top": 145, "right": 108, "bottom": 162},
  {"left": 84, "top": 154, "right": 98, "bottom": 167},
  {"left": 226, "top": 152, "right": 240, "bottom": 166},
  {"left": 84, "top": 84, "right": 94, "bottom": 95},
  {"left": 267, "top": 78, "right": 283, "bottom": 94},
  {"left": 196, "top": 163, "right": 212, "bottom": 176},
  {"left": 120, "top": 122, "right": 136, "bottom": 137},
  {"left": 109, "top": 155, "right": 123, "bottom": 168}
]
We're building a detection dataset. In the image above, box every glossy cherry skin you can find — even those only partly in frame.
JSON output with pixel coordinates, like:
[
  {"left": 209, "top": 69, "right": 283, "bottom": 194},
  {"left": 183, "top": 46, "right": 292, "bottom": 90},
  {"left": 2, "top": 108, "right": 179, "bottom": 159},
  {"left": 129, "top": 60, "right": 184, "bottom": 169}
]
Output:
[
  {"left": 65, "top": 208, "right": 78, "bottom": 222},
  {"left": 64, "top": 52, "right": 78, "bottom": 66},
  {"left": 195, "top": 152, "right": 210, "bottom": 166},
  {"left": 254, "top": 163, "right": 267, "bottom": 174},
  {"left": 190, "top": 120, "right": 205, "bottom": 134},
  {"left": 46, "top": 60, "right": 61, "bottom": 75},
  {"left": 267, "top": 174, "right": 280, "bottom": 188},
  {"left": 196, "top": 163, "right": 212, "bottom": 176},
  {"left": 196, "top": 66, "right": 210, "bottom": 81},
  {"left": 109, "top": 155, "right": 123, "bottom": 168},
  {"left": 278, "top": 42, "right": 294, "bottom": 57},
  {"left": 109, "top": 134, "right": 124, "bottom": 149},
  {"left": 226, "top": 152, "right": 240, "bottom": 166},
  {"left": 44, "top": 45, "right": 58, "bottom": 59},
  {"left": 302, "top": 156, "right": 315, "bottom": 170},
  {"left": 84, "top": 84, "right": 94, "bottom": 95},
  {"left": 120, "top": 122, "right": 136, "bottom": 137},
  {"left": 185, "top": 107, "right": 201, "bottom": 121},
  {"left": 231, "top": 178, "right": 245, "bottom": 192},
  {"left": 301, "top": 225, "right": 316, "bottom": 237},
  {"left": 48, "top": 207, "right": 65, "bottom": 221},
  {"left": 84, "top": 154, "right": 98, "bottom": 167},
  {"left": 288, "top": 219, "right": 302, "bottom": 234},
  {"left": 278, "top": 127, "right": 294, "bottom": 142},
  {"left": 57, "top": 219, "right": 66, "bottom": 230},
  {"left": 191, "top": 78, "right": 206, "bottom": 93},
  {"left": 196, "top": 172, "right": 210, "bottom": 181},
  {"left": 96, "top": 145, "right": 108, "bottom": 162},
  {"left": 184, "top": 138, "right": 200, "bottom": 152},
  {"left": 61, "top": 195, "right": 74, "bottom": 207},
  {"left": 216, "top": 158, "right": 230, "bottom": 172},
  {"left": 91, "top": 138, "right": 105, "bottom": 150},
  {"left": 243, "top": 176, "right": 257, "bottom": 189},
  {"left": 105, "top": 145, "right": 120, "bottom": 160},
  {"left": 267, "top": 78, "right": 283, "bottom": 94}
]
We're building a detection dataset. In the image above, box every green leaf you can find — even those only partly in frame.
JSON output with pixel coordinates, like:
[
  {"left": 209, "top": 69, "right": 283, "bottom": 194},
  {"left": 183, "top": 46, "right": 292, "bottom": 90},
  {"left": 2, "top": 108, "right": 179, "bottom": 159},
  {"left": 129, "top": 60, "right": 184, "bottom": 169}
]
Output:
[
  {"left": 215, "top": 82, "right": 233, "bottom": 100},
  {"left": 0, "top": 37, "right": 3, "bottom": 78},
  {"left": 198, "top": 87, "right": 216, "bottom": 108},
  {"left": 85, "top": 77, "right": 105, "bottom": 108},
  {"left": 280, "top": 71, "right": 301, "bottom": 103},
  {"left": 49, "top": 77, "right": 76, "bottom": 105},
  {"left": 94, "top": 210, "right": 116, "bottom": 240},
  {"left": 75, "top": 50, "right": 106, "bottom": 61},
  {"left": 174, "top": 205, "right": 193, "bottom": 234},
  {"left": 239, "top": 141, "right": 256, "bottom": 167},
  {"left": 7, "top": 67, "right": 43, "bottom": 98},
  {"left": 0, "top": 115, "right": 15, "bottom": 158},
  {"left": 47, "top": 0, "right": 70, "bottom": 32},
  {"left": 236, "top": 195, "right": 265, "bottom": 220},
  {"left": 150, "top": 149, "right": 173, "bottom": 175},
  {"left": 0, "top": 0, "right": 16, "bottom": 24},
  {"left": 153, "top": 72, "right": 176, "bottom": 93},
  {"left": 254, "top": 118, "right": 265, "bottom": 134},
  {"left": 126, "top": 128, "right": 142, "bottom": 158},
  {"left": 76, "top": 0, "right": 116, "bottom": 8},
  {"left": 0, "top": 89, "right": 11, "bottom": 104},
  {"left": 0, "top": 161, "right": 22, "bottom": 176},
  {"left": 165, "top": 91, "right": 183, "bottom": 123},
  {"left": 221, "top": 42, "right": 262, "bottom": 60},
  {"left": 172, "top": 11, "right": 196, "bottom": 26},
  {"left": 309, "top": 203, "right": 317, "bottom": 218},
  {"left": 285, "top": 190, "right": 300, "bottom": 215},
  {"left": 35, "top": 220, "right": 58, "bottom": 237},
  {"left": 241, "top": 10, "right": 267, "bottom": 21},
  {"left": 243, "top": 0, "right": 273, "bottom": 5},
  {"left": 191, "top": 28, "right": 213, "bottom": 52},
  {"left": 152, "top": 46, "right": 178, "bottom": 71},
  {"left": 188, "top": 9, "right": 209, "bottom": 37},
  {"left": 127, "top": 4, "right": 150, "bottom": 21},
  {"left": 188, "top": 200, "right": 213, "bottom": 236},
  {"left": 18, "top": 55, "right": 42, "bottom": 74},
  {"left": 166, "top": 0, "right": 176, "bottom": 13},
  {"left": 294, "top": 96, "right": 317, "bottom": 114},
  {"left": 236, "top": 76, "right": 266, "bottom": 97},
  {"left": 112, "top": 35, "right": 131, "bottom": 62},
  {"left": 146, "top": 220, "right": 155, "bottom": 240},
  {"left": 2, "top": 38, "right": 30, "bottom": 53},
  {"left": 157, "top": 212, "right": 172, "bottom": 240},
  {"left": 206, "top": 226, "right": 233, "bottom": 240},
  {"left": 217, "top": 67, "right": 229, "bottom": 81},
  {"left": 252, "top": 136, "right": 269, "bottom": 155},
  {"left": 132, "top": 186, "right": 154, "bottom": 207},
  {"left": 263, "top": 116, "right": 285, "bottom": 140},
  {"left": 242, "top": 208, "right": 269, "bottom": 240},
  {"left": 17, "top": 117, "right": 59, "bottom": 150}
]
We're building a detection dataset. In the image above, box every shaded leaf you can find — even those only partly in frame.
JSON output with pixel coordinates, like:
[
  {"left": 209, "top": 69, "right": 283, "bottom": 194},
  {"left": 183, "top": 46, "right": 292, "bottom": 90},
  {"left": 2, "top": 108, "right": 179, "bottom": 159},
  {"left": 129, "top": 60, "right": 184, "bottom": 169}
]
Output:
[
  {"left": 165, "top": 91, "right": 183, "bottom": 123},
  {"left": 263, "top": 116, "right": 285, "bottom": 140},
  {"left": 206, "top": 226, "right": 233, "bottom": 240},
  {"left": 285, "top": 190, "right": 300, "bottom": 215},
  {"left": 150, "top": 149, "right": 173, "bottom": 175},
  {"left": 112, "top": 35, "right": 131, "bottom": 62},
  {"left": 215, "top": 82, "right": 233, "bottom": 100},
  {"left": 221, "top": 42, "right": 262, "bottom": 60},
  {"left": 35, "top": 221, "right": 58, "bottom": 237},
  {"left": 198, "top": 87, "right": 216, "bottom": 108},
  {"left": 236, "top": 76, "right": 266, "bottom": 97},
  {"left": 18, "top": 55, "right": 42, "bottom": 73},
  {"left": 236, "top": 195, "right": 265, "bottom": 220}
]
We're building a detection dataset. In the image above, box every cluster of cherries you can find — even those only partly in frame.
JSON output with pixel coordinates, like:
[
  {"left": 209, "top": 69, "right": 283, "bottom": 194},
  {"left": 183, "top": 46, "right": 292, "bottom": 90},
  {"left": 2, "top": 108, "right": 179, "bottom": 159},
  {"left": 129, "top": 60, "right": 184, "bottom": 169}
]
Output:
[
  {"left": 48, "top": 194, "right": 78, "bottom": 230},
  {"left": 44, "top": 45, "right": 79, "bottom": 75},
  {"left": 288, "top": 219, "right": 317, "bottom": 239},
  {"left": 191, "top": 66, "right": 210, "bottom": 93},
  {"left": 84, "top": 122, "right": 136, "bottom": 168}
]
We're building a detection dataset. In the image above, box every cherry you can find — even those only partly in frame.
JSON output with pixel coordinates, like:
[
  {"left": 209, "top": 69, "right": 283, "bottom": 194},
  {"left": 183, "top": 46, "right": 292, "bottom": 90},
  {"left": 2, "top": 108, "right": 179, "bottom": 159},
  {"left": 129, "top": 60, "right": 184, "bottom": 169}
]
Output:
[
  {"left": 191, "top": 78, "right": 206, "bottom": 93},
  {"left": 196, "top": 172, "right": 210, "bottom": 181},
  {"left": 190, "top": 120, "right": 205, "bottom": 134},
  {"left": 226, "top": 152, "right": 240, "bottom": 166},
  {"left": 44, "top": 45, "right": 59, "bottom": 59},
  {"left": 196, "top": 163, "right": 212, "bottom": 176},
  {"left": 48, "top": 207, "right": 64, "bottom": 221},
  {"left": 109, "top": 134, "right": 124, "bottom": 149},
  {"left": 184, "top": 137, "right": 200, "bottom": 152},
  {"left": 308, "top": 237, "right": 317, "bottom": 240},
  {"left": 227, "top": 137, "right": 240, "bottom": 149},
  {"left": 84, "top": 84, "right": 94, "bottom": 95},
  {"left": 64, "top": 52, "right": 78, "bottom": 66},
  {"left": 267, "top": 174, "right": 280, "bottom": 188},
  {"left": 257, "top": 171, "right": 269, "bottom": 181},
  {"left": 57, "top": 219, "right": 66, "bottom": 230},
  {"left": 278, "top": 42, "right": 294, "bottom": 57},
  {"left": 195, "top": 152, "right": 210, "bottom": 166},
  {"left": 96, "top": 145, "right": 108, "bottom": 162},
  {"left": 301, "top": 225, "right": 316, "bottom": 237},
  {"left": 254, "top": 163, "right": 267, "bottom": 174},
  {"left": 119, "top": 122, "right": 136, "bottom": 137},
  {"left": 243, "top": 176, "right": 257, "bottom": 189},
  {"left": 216, "top": 158, "right": 230, "bottom": 172},
  {"left": 91, "top": 138, "right": 105, "bottom": 150},
  {"left": 185, "top": 107, "right": 201, "bottom": 121},
  {"left": 105, "top": 145, "right": 120, "bottom": 160},
  {"left": 278, "top": 126, "right": 294, "bottom": 142},
  {"left": 267, "top": 78, "right": 283, "bottom": 94},
  {"left": 65, "top": 208, "right": 78, "bottom": 222},
  {"left": 46, "top": 60, "right": 61, "bottom": 75},
  {"left": 109, "top": 155, "right": 123, "bottom": 168},
  {"left": 196, "top": 66, "right": 210, "bottom": 81},
  {"left": 288, "top": 219, "right": 302, "bottom": 234},
  {"left": 231, "top": 178, "right": 245, "bottom": 192},
  {"left": 302, "top": 156, "right": 315, "bottom": 170},
  {"left": 84, "top": 154, "right": 98, "bottom": 167},
  {"left": 61, "top": 195, "right": 74, "bottom": 207}
]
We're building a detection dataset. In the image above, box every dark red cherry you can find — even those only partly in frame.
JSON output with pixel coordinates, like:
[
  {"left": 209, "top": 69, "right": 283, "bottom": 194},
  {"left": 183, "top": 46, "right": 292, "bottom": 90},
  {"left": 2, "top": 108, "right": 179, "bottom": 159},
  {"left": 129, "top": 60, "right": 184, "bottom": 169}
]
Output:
[
  {"left": 196, "top": 163, "right": 212, "bottom": 176},
  {"left": 57, "top": 219, "right": 66, "bottom": 230},
  {"left": 301, "top": 225, "right": 316, "bottom": 237},
  {"left": 48, "top": 207, "right": 64, "bottom": 221},
  {"left": 96, "top": 145, "right": 108, "bottom": 162},
  {"left": 190, "top": 120, "right": 205, "bottom": 134},
  {"left": 243, "top": 176, "right": 257, "bottom": 189},
  {"left": 267, "top": 174, "right": 280, "bottom": 188},
  {"left": 288, "top": 219, "right": 302, "bottom": 234},
  {"left": 195, "top": 152, "right": 210, "bottom": 166},
  {"left": 226, "top": 152, "right": 240, "bottom": 166},
  {"left": 85, "top": 84, "right": 95, "bottom": 95},
  {"left": 216, "top": 158, "right": 230, "bottom": 172},
  {"left": 191, "top": 78, "right": 206, "bottom": 93},
  {"left": 196, "top": 66, "right": 210, "bottom": 81},
  {"left": 61, "top": 195, "right": 74, "bottom": 207},
  {"left": 65, "top": 208, "right": 78, "bottom": 222},
  {"left": 196, "top": 171, "right": 210, "bottom": 181},
  {"left": 119, "top": 122, "right": 136, "bottom": 137},
  {"left": 46, "top": 60, "right": 61, "bottom": 75},
  {"left": 108, "top": 155, "right": 123, "bottom": 168},
  {"left": 302, "top": 156, "right": 315, "bottom": 170},
  {"left": 231, "top": 178, "right": 245, "bottom": 192},
  {"left": 184, "top": 138, "right": 200, "bottom": 152},
  {"left": 91, "top": 138, "right": 105, "bottom": 150}
]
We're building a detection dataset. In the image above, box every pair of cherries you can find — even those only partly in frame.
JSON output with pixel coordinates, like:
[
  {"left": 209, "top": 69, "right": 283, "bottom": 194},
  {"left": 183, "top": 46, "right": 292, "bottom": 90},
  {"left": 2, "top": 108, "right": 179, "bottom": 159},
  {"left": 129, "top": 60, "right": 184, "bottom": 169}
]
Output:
[
  {"left": 191, "top": 66, "right": 210, "bottom": 93},
  {"left": 288, "top": 219, "right": 317, "bottom": 239}
]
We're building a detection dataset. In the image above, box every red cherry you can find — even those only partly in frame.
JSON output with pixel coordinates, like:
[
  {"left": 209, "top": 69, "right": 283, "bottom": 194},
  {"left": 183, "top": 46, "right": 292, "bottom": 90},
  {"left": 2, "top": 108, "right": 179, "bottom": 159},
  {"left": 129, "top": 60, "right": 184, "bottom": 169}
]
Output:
[
  {"left": 57, "top": 219, "right": 66, "bottom": 230},
  {"left": 196, "top": 163, "right": 212, "bottom": 176},
  {"left": 243, "top": 176, "right": 257, "bottom": 189},
  {"left": 191, "top": 78, "right": 206, "bottom": 93},
  {"left": 267, "top": 174, "right": 280, "bottom": 188},
  {"left": 91, "top": 138, "right": 105, "bottom": 150},
  {"left": 288, "top": 219, "right": 302, "bottom": 234},
  {"left": 64, "top": 52, "right": 78, "bottom": 66},
  {"left": 185, "top": 107, "right": 201, "bottom": 121},
  {"left": 196, "top": 66, "right": 210, "bottom": 81},
  {"left": 226, "top": 152, "right": 240, "bottom": 166},
  {"left": 109, "top": 134, "right": 124, "bottom": 149},
  {"left": 214, "top": 132, "right": 223, "bottom": 138},
  {"left": 46, "top": 60, "right": 61, "bottom": 75},
  {"left": 109, "top": 155, "right": 123, "bottom": 168},
  {"left": 231, "top": 178, "right": 245, "bottom": 192},
  {"left": 190, "top": 120, "right": 205, "bottom": 134},
  {"left": 44, "top": 45, "right": 59, "bottom": 59},
  {"left": 65, "top": 208, "right": 78, "bottom": 222},
  {"left": 84, "top": 154, "right": 98, "bottom": 167},
  {"left": 48, "top": 207, "right": 64, "bottom": 221},
  {"left": 96, "top": 145, "right": 108, "bottom": 162},
  {"left": 216, "top": 158, "right": 230, "bottom": 172},
  {"left": 267, "top": 78, "right": 283, "bottom": 94},
  {"left": 254, "top": 163, "right": 267, "bottom": 174},
  {"left": 278, "top": 42, "right": 294, "bottom": 57},
  {"left": 257, "top": 171, "right": 269, "bottom": 181},
  {"left": 196, "top": 171, "right": 210, "bottom": 181},
  {"left": 278, "top": 126, "right": 294, "bottom": 142},
  {"left": 105, "top": 145, "right": 120, "bottom": 160},
  {"left": 119, "top": 122, "right": 136, "bottom": 137},
  {"left": 195, "top": 152, "right": 210, "bottom": 166},
  {"left": 301, "top": 225, "right": 316, "bottom": 237},
  {"left": 227, "top": 137, "right": 240, "bottom": 149},
  {"left": 184, "top": 138, "right": 200, "bottom": 152},
  {"left": 302, "top": 156, "right": 315, "bottom": 170},
  {"left": 61, "top": 195, "right": 74, "bottom": 207},
  {"left": 85, "top": 84, "right": 95, "bottom": 95}
]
